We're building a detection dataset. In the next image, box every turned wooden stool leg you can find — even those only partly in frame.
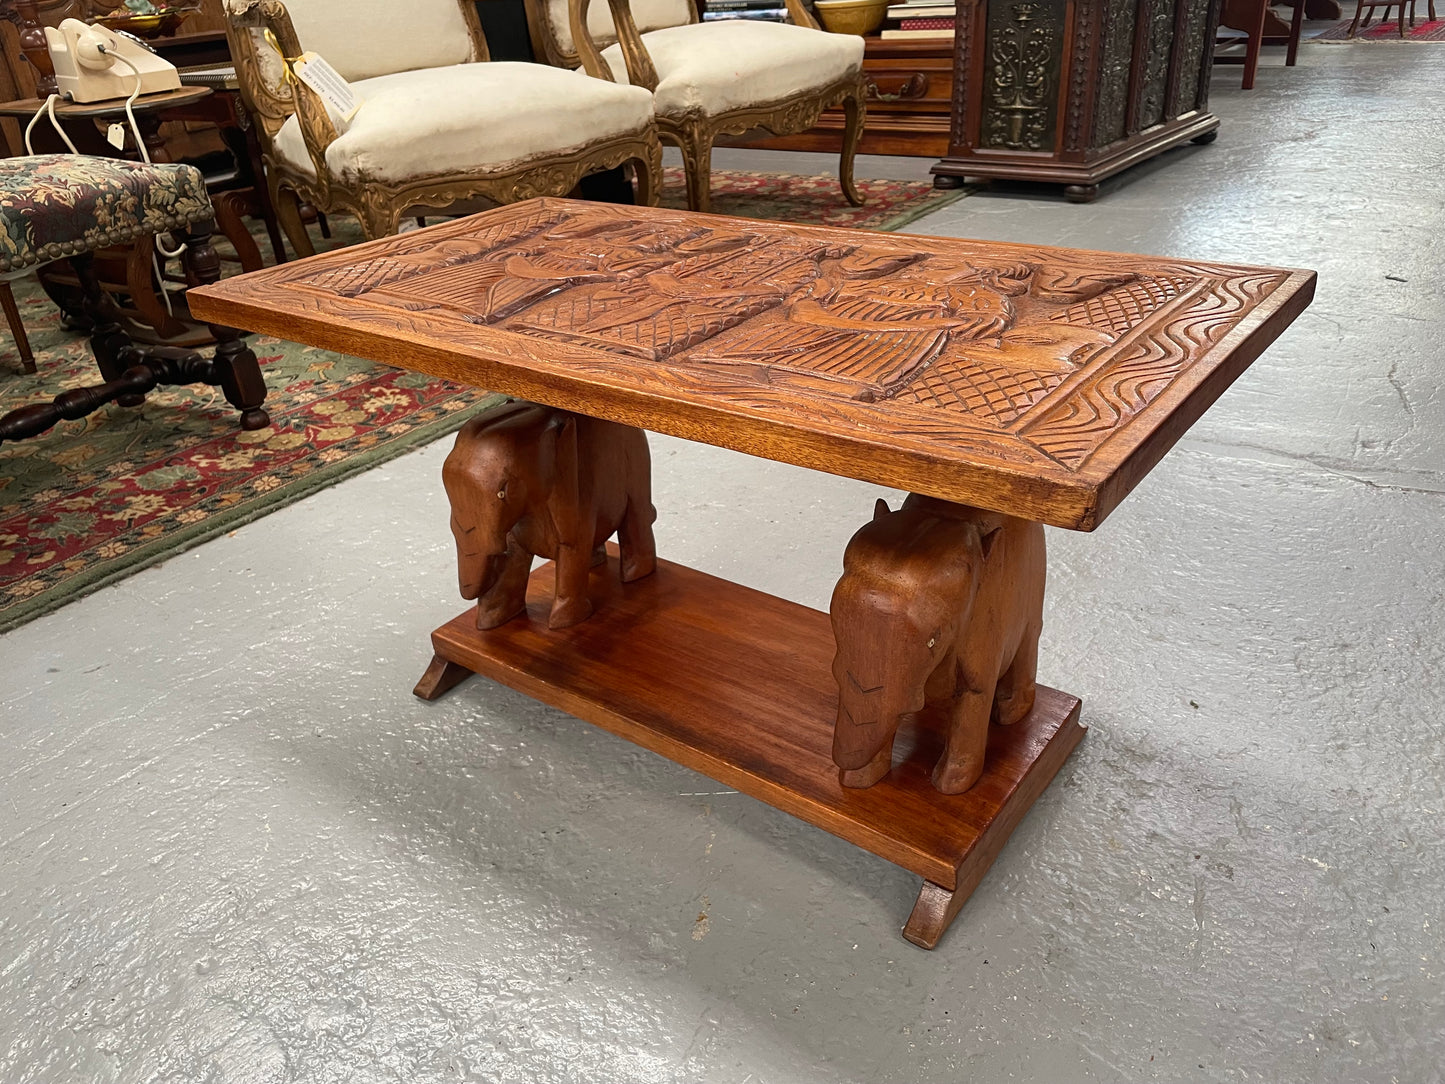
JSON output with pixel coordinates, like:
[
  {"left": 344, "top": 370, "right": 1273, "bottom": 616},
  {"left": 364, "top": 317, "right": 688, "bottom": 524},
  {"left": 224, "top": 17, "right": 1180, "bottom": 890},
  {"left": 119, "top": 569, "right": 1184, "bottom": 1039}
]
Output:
[
  {"left": 73, "top": 253, "right": 139, "bottom": 392},
  {"left": 1, "top": 282, "right": 34, "bottom": 374},
  {"left": 178, "top": 220, "right": 270, "bottom": 431}
]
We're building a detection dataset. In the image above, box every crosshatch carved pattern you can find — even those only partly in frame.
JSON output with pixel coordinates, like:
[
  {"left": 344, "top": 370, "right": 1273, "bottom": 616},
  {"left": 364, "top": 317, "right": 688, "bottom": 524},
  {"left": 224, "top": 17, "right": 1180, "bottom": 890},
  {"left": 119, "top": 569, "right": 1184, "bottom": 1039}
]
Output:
[{"left": 193, "top": 198, "right": 1311, "bottom": 528}]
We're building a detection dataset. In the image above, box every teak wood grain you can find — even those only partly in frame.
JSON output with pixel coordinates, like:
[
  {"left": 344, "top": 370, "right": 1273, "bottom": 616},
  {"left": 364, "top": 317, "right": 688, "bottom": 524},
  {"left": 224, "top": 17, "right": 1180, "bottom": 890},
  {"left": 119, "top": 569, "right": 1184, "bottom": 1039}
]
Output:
[
  {"left": 188, "top": 198, "right": 1315, "bottom": 531},
  {"left": 424, "top": 552, "right": 1084, "bottom": 897}
]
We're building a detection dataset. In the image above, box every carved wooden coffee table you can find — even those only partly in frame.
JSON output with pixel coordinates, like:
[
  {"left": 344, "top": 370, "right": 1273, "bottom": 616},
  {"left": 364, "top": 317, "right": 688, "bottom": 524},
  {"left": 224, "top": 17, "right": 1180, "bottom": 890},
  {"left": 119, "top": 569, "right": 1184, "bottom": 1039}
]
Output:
[{"left": 190, "top": 199, "right": 1314, "bottom": 948}]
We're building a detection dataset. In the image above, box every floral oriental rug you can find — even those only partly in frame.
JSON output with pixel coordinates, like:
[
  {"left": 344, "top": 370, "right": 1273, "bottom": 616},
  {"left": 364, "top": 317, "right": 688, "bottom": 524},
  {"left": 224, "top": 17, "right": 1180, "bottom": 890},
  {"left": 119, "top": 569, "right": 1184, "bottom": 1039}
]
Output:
[
  {"left": 1310, "top": 16, "right": 1445, "bottom": 38},
  {"left": 0, "top": 167, "right": 968, "bottom": 634}
]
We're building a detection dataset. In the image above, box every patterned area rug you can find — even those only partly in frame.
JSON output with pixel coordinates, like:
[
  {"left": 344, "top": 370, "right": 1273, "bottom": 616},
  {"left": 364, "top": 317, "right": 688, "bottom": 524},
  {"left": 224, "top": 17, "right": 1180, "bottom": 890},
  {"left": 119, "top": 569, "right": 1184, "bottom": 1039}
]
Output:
[
  {"left": 0, "top": 168, "right": 968, "bottom": 633},
  {"left": 660, "top": 165, "right": 967, "bottom": 230},
  {"left": 1311, "top": 15, "right": 1445, "bottom": 38}
]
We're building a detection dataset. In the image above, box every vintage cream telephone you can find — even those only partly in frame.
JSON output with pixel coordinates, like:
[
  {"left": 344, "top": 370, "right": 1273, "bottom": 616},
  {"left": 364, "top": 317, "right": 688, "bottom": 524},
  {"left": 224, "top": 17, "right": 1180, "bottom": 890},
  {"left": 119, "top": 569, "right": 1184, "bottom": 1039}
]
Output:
[
  {"left": 24, "top": 18, "right": 188, "bottom": 317},
  {"left": 43, "top": 17, "right": 181, "bottom": 104}
]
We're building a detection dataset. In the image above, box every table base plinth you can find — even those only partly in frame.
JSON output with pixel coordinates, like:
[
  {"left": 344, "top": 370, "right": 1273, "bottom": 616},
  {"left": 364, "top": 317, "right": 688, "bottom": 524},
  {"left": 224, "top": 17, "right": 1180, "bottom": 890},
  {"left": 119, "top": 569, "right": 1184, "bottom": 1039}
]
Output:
[{"left": 416, "top": 552, "right": 1085, "bottom": 949}]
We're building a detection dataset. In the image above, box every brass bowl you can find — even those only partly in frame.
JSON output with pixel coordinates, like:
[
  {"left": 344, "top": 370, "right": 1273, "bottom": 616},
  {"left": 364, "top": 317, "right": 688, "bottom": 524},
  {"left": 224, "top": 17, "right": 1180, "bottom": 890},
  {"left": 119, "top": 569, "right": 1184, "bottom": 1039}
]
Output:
[
  {"left": 93, "top": 5, "right": 200, "bottom": 39},
  {"left": 814, "top": 0, "right": 890, "bottom": 35}
]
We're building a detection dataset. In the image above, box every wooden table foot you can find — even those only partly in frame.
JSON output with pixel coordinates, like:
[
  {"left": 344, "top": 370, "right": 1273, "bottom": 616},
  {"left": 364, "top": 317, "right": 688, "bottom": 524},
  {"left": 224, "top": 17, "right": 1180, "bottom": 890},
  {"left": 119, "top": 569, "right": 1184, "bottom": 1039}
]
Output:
[
  {"left": 413, "top": 653, "right": 475, "bottom": 700},
  {"left": 904, "top": 881, "right": 966, "bottom": 949}
]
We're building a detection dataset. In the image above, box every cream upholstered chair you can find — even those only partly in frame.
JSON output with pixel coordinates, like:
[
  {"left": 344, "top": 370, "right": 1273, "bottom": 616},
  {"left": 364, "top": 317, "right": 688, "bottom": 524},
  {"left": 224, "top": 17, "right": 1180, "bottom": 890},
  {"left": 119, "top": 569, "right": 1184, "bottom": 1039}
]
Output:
[
  {"left": 224, "top": 0, "right": 662, "bottom": 250},
  {"left": 524, "top": 0, "right": 866, "bottom": 213}
]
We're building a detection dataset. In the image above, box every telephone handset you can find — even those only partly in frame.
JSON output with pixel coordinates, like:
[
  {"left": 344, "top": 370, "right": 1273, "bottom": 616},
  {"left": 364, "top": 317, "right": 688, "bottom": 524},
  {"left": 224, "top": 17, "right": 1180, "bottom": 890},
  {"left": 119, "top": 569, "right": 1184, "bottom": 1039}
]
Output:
[{"left": 42, "top": 18, "right": 181, "bottom": 104}]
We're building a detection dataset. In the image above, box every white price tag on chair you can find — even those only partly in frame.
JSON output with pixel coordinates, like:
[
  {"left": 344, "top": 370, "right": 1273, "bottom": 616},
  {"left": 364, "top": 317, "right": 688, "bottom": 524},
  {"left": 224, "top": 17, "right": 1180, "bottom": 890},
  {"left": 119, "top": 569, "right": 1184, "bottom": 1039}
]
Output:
[{"left": 292, "top": 52, "right": 361, "bottom": 123}]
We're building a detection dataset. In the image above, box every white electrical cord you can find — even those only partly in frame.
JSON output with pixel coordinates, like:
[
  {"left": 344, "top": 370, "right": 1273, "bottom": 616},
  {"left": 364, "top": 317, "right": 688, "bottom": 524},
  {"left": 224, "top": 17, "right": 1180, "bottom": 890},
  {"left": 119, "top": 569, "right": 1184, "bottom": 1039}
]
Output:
[
  {"left": 102, "top": 48, "right": 148, "bottom": 164},
  {"left": 24, "top": 94, "right": 80, "bottom": 155},
  {"left": 105, "top": 46, "right": 188, "bottom": 316}
]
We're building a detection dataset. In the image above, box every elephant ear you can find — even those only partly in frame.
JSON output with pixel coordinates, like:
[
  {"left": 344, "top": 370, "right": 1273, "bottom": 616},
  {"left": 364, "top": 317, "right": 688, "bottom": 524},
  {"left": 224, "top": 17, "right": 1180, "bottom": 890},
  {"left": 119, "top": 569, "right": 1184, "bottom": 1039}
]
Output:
[{"left": 549, "top": 413, "right": 583, "bottom": 541}]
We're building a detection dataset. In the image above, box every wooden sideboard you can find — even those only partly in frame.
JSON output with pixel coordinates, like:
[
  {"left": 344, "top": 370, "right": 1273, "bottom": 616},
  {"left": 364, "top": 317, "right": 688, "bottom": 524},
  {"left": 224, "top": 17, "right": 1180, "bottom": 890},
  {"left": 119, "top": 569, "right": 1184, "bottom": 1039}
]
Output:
[
  {"left": 930, "top": 0, "right": 1220, "bottom": 201},
  {"left": 726, "top": 37, "right": 954, "bottom": 158}
]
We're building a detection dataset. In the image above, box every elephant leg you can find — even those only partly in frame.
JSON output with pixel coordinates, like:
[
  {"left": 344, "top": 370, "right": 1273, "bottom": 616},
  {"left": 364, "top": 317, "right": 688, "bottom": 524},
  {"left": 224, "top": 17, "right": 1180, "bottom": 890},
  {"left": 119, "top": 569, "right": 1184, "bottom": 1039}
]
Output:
[
  {"left": 839, "top": 732, "right": 896, "bottom": 789},
  {"left": 474, "top": 543, "right": 532, "bottom": 629},
  {"left": 933, "top": 687, "right": 995, "bottom": 794},
  {"left": 618, "top": 496, "right": 658, "bottom": 583},
  {"left": 592, "top": 544, "right": 608, "bottom": 567},
  {"left": 549, "top": 542, "right": 595, "bottom": 629},
  {"left": 992, "top": 628, "right": 1040, "bottom": 726}
]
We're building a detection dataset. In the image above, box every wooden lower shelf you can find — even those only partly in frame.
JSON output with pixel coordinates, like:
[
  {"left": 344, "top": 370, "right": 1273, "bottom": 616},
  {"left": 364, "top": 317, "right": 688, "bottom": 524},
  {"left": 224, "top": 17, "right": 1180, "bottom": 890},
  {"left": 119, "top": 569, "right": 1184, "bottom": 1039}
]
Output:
[{"left": 418, "top": 553, "right": 1085, "bottom": 948}]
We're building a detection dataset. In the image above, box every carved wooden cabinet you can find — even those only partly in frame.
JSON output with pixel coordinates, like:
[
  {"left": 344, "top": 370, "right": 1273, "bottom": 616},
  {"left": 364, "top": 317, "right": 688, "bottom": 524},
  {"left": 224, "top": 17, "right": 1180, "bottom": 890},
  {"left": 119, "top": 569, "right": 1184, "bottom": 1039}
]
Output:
[
  {"left": 930, "top": 0, "right": 1221, "bottom": 201},
  {"left": 727, "top": 38, "right": 954, "bottom": 158}
]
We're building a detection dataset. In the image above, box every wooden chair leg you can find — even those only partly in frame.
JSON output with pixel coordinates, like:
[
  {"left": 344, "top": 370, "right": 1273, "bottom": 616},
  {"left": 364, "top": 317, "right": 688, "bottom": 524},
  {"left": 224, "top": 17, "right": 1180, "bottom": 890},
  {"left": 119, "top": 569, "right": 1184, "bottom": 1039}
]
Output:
[
  {"left": 680, "top": 127, "right": 714, "bottom": 214},
  {"left": 272, "top": 183, "right": 316, "bottom": 260},
  {"left": 1241, "top": 0, "right": 1267, "bottom": 89},
  {"left": 211, "top": 191, "right": 265, "bottom": 274},
  {"left": 1347, "top": 0, "right": 1365, "bottom": 32},
  {"left": 839, "top": 87, "right": 865, "bottom": 207},
  {"left": 1287, "top": 0, "right": 1305, "bottom": 64},
  {"left": 632, "top": 139, "right": 663, "bottom": 208},
  {"left": 1, "top": 281, "right": 35, "bottom": 374}
]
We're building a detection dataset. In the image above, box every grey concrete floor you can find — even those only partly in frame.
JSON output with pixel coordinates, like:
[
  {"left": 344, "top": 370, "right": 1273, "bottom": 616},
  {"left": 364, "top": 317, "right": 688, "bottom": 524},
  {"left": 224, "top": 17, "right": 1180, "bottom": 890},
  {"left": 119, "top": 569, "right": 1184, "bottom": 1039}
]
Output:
[{"left": 3, "top": 44, "right": 1443, "bottom": 1084}]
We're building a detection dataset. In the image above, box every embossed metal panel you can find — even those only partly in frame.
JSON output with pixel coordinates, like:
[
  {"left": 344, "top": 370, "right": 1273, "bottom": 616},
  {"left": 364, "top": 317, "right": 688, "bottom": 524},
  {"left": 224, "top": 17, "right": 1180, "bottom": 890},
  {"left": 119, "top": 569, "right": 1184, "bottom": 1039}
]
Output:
[
  {"left": 980, "top": 0, "right": 1067, "bottom": 152},
  {"left": 1170, "top": 0, "right": 1214, "bottom": 115},
  {"left": 1091, "top": 0, "right": 1138, "bottom": 147},
  {"left": 1136, "top": 0, "right": 1177, "bottom": 129},
  {"left": 189, "top": 199, "right": 1314, "bottom": 530}
]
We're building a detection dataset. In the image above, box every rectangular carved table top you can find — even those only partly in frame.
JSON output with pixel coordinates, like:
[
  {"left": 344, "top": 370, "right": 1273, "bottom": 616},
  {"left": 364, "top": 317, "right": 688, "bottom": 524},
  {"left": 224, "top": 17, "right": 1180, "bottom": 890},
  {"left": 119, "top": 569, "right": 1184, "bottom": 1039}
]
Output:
[{"left": 188, "top": 198, "right": 1315, "bottom": 530}]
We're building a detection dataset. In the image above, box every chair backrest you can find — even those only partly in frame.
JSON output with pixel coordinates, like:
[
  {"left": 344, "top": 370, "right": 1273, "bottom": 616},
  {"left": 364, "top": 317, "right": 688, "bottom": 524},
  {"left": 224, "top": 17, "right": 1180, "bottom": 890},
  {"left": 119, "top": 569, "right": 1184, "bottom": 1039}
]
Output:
[
  {"left": 225, "top": 0, "right": 489, "bottom": 157},
  {"left": 527, "top": 0, "right": 695, "bottom": 67},
  {"left": 276, "top": 0, "right": 479, "bottom": 81}
]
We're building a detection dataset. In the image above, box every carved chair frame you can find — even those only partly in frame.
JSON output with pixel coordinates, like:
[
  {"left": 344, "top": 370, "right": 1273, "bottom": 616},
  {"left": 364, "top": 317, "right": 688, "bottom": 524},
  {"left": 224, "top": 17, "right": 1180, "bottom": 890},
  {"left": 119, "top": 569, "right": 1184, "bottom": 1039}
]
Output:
[
  {"left": 524, "top": 0, "right": 865, "bottom": 213},
  {"left": 224, "top": 0, "right": 663, "bottom": 252}
]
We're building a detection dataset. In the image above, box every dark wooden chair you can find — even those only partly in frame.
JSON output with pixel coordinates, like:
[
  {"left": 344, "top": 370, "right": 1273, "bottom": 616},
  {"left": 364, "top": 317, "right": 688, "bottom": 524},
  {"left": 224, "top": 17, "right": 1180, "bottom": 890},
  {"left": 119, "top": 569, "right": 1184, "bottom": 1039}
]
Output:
[
  {"left": 1217, "top": 0, "right": 1305, "bottom": 90},
  {"left": 1347, "top": 0, "right": 1436, "bottom": 35}
]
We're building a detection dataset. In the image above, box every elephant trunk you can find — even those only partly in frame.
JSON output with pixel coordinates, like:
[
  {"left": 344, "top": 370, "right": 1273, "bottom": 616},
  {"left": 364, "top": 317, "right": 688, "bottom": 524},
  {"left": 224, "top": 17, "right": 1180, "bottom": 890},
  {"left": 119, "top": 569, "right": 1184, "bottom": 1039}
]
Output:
[{"left": 458, "top": 549, "right": 508, "bottom": 600}]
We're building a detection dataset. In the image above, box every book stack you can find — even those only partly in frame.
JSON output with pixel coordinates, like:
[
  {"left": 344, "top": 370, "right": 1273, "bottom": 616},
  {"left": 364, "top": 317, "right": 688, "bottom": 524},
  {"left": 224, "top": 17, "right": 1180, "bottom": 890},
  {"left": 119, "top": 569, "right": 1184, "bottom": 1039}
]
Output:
[
  {"left": 702, "top": 0, "right": 790, "bottom": 21},
  {"left": 879, "top": 0, "right": 954, "bottom": 39}
]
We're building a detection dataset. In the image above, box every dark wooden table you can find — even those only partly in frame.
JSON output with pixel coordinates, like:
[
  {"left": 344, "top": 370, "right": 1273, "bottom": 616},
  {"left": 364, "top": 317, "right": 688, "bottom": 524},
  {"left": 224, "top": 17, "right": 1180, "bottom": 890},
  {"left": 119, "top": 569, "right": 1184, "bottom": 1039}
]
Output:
[
  {"left": 190, "top": 199, "right": 1315, "bottom": 947},
  {"left": 0, "top": 86, "right": 212, "bottom": 162}
]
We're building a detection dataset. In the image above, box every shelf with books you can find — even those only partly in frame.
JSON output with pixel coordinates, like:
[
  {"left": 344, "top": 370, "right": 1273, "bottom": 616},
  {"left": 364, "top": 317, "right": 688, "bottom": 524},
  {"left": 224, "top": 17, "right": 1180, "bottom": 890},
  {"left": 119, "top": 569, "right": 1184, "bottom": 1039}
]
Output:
[
  {"left": 700, "top": 0, "right": 790, "bottom": 20},
  {"left": 880, "top": 0, "right": 954, "bottom": 38}
]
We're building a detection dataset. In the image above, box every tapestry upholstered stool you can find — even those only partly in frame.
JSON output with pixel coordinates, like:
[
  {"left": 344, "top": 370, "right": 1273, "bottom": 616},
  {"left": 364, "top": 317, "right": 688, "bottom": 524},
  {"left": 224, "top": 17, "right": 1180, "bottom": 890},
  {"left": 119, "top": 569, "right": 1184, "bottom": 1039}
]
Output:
[{"left": 0, "top": 155, "right": 269, "bottom": 445}]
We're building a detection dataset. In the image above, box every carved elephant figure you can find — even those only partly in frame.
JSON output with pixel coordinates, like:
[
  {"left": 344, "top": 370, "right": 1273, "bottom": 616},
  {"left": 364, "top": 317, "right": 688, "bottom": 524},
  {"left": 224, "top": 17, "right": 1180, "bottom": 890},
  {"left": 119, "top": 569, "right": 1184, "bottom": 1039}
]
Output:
[
  {"left": 829, "top": 495, "right": 1045, "bottom": 794},
  {"left": 441, "top": 400, "right": 656, "bottom": 630}
]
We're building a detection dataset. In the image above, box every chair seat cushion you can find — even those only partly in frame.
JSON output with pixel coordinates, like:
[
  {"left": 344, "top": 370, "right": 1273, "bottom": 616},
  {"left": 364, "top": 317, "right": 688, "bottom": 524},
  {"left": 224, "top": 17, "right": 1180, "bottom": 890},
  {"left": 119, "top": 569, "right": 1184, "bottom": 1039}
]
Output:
[
  {"left": 601, "top": 22, "right": 864, "bottom": 118},
  {"left": 273, "top": 62, "right": 655, "bottom": 185},
  {"left": 0, "top": 155, "right": 211, "bottom": 274}
]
